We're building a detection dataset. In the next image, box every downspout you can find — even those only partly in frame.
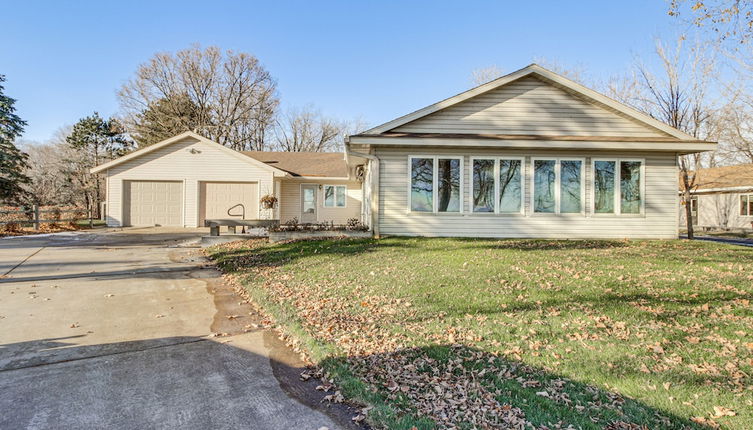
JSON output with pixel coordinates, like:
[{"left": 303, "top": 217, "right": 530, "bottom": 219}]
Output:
[{"left": 345, "top": 138, "right": 380, "bottom": 238}]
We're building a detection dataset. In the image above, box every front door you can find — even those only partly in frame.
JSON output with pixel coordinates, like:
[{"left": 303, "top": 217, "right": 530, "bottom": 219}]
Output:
[{"left": 301, "top": 185, "right": 317, "bottom": 223}]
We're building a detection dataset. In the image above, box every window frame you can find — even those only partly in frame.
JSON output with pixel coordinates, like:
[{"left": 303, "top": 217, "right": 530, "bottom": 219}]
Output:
[
  {"left": 590, "top": 158, "right": 646, "bottom": 216},
  {"left": 323, "top": 184, "right": 347, "bottom": 208},
  {"left": 530, "top": 157, "right": 586, "bottom": 216},
  {"left": 741, "top": 194, "right": 753, "bottom": 217},
  {"left": 470, "top": 156, "right": 526, "bottom": 215},
  {"left": 407, "top": 155, "right": 464, "bottom": 214}
]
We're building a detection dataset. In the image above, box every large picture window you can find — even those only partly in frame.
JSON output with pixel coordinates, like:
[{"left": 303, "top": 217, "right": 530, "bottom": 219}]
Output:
[
  {"left": 410, "top": 158, "right": 433, "bottom": 212},
  {"left": 532, "top": 158, "right": 584, "bottom": 214},
  {"left": 533, "top": 159, "right": 556, "bottom": 213},
  {"left": 741, "top": 194, "right": 753, "bottom": 216},
  {"left": 499, "top": 159, "right": 522, "bottom": 213},
  {"left": 323, "top": 185, "right": 347, "bottom": 208},
  {"left": 594, "top": 161, "right": 615, "bottom": 214},
  {"left": 473, "top": 159, "right": 495, "bottom": 212},
  {"left": 560, "top": 160, "right": 583, "bottom": 213},
  {"left": 593, "top": 159, "right": 644, "bottom": 215},
  {"left": 471, "top": 158, "right": 524, "bottom": 214},
  {"left": 410, "top": 156, "right": 462, "bottom": 213}
]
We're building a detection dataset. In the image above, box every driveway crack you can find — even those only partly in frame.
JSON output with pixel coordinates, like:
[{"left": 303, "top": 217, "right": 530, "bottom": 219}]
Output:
[
  {"left": 0, "top": 337, "right": 210, "bottom": 373},
  {"left": 1, "top": 246, "right": 45, "bottom": 278}
]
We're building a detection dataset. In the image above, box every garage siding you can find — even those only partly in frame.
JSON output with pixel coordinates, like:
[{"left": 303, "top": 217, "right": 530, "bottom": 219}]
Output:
[
  {"left": 106, "top": 137, "right": 275, "bottom": 227},
  {"left": 376, "top": 147, "right": 679, "bottom": 239}
]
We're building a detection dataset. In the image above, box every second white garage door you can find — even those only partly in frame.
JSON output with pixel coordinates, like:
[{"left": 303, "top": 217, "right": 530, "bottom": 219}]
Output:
[
  {"left": 200, "top": 182, "right": 259, "bottom": 225},
  {"left": 124, "top": 181, "right": 183, "bottom": 227}
]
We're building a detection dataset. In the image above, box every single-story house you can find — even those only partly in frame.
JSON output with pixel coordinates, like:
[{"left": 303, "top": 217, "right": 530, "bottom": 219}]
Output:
[
  {"left": 92, "top": 64, "right": 716, "bottom": 239},
  {"left": 347, "top": 64, "right": 715, "bottom": 239},
  {"left": 90, "top": 132, "right": 365, "bottom": 228},
  {"left": 679, "top": 163, "right": 753, "bottom": 231}
]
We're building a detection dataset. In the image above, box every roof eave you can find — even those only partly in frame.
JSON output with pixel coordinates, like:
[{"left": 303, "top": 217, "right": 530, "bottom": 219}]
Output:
[{"left": 348, "top": 135, "right": 717, "bottom": 153}]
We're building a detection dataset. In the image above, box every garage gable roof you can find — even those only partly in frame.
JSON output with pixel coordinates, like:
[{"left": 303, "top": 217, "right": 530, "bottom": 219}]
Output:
[
  {"left": 90, "top": 131, "right": 287, "bottom": 175},
  {"left": 356, "top": 63, "right": 697, "bottom": 141}
]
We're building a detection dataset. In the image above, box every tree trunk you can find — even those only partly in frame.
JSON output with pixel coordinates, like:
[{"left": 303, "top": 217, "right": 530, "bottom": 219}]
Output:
[
  {"left": 683, "top": 191, "right": 694, "bottom": 239},
  {"left": 681, "top": 171, "right": 694, "bottom": 239}
]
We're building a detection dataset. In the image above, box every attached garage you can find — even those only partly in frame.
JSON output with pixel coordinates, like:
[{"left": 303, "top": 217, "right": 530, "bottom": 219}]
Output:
[
  {"left": 199, "top": 182, "right": 259, "bottom": 226},
  {"left": 92, "top": 132, "right": 286, "bottom": 228},
  {"left": 124, "top": 180, "right": 183, "bottom": 227}
]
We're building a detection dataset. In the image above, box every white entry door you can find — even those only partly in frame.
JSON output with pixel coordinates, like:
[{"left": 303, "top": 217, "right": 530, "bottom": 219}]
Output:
[{"left": 301, "top": 185, "right": 317, "bottom": 223}]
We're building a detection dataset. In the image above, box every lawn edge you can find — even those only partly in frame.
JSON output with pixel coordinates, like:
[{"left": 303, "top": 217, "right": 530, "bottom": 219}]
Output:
[{"left": 206, "top": 244, "right": 435, "bottom": 430}]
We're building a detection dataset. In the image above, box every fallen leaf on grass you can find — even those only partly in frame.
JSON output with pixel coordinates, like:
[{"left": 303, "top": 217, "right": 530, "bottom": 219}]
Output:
[{"left": 712, "top": 406, "right": 736, "bottom": 418}]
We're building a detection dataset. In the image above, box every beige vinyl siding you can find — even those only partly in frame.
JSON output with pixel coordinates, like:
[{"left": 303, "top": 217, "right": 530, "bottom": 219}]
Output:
[
  {"left": 393, "top": 76, "right": 669, "bottom": 138},
  {"left": 106, "top": 137, "right": 274, "bottom": 227},
  {"left": 376, "top": 147, "right": 679, "bottom": 239},
  {"left": 279, "top": 179, "right": 363, "bottom": 224},
  {"left": 681, "top": 192, "right": 753, "bottom": 230}
]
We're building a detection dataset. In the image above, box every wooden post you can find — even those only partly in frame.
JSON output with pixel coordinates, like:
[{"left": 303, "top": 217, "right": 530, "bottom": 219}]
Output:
[
  {"left": 88, "top": 208, "right": 93, "bottom": 229},
  {"left": 33, "top": 205, "right": 40, "bottom": 230}
]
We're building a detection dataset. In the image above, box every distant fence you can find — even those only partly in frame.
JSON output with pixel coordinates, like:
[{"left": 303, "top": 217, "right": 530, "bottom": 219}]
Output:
[{"left": 0, "top": 205, "right": 93, "bottom": 230}]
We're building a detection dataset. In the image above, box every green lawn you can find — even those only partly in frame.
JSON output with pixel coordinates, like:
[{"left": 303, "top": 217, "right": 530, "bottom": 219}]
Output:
[{"left": 208, "top": 238, "right": 753, "bottom": 429}]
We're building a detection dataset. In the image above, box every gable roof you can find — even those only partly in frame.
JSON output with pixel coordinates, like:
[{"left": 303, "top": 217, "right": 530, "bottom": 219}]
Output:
[
  {"left": 684, "top": 164, "right": 753, "bottom": 192},
  {"left": 355, "top": 63, "right": 699, "bottom": 142},
  {"left": 90, "top": 131, "right": 287, "bottom": 175},
  {"left": 242, "top": 151, "right": 348, "bottom": 178}
]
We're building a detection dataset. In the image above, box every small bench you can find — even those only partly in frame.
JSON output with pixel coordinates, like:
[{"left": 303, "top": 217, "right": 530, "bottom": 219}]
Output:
[{"left": 204, "top": 219, "right": 279, "bottom": 236}]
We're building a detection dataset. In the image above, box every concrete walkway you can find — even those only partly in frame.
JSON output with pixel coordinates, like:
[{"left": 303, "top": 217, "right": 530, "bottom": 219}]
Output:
[{"left": 0, "top": 228, "right": 350, "bottom": 429}]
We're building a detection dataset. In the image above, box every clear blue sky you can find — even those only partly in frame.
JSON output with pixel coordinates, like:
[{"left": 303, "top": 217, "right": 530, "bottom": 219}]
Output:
[{"left": 3, "top": 0, "right": 684, "bottom": 143}]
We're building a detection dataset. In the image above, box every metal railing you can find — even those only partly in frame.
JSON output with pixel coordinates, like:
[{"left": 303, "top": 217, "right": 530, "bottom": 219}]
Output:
[{"left": 0, "top": 205, "right": 94, "bottom": 229}]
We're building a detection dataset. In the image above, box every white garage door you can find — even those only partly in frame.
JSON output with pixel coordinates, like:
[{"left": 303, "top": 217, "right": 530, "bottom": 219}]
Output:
[
  {"left": 125, "top": 181, "right": 183, "bottom": 227},
  {"left": 200, "top": 182, "right": 258, "bottom": 225}
]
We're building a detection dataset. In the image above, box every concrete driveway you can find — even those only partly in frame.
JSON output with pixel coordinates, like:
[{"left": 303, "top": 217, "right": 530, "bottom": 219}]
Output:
[{"left": 0, "top": 228, "right": 350, "bottom": 429}]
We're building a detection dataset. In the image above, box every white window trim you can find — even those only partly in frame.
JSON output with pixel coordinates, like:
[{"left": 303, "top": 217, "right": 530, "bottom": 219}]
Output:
[
  {"left": 741, "top": 194, "right": 753, "bottom": 217},
  {"left": 530, "top": 157, "right": 586, "bottom": 215},
  {"left": 407, "top": 155, "right": 464, "bottom": 214},
  {"left": 591, "top": 158, "right": 646, "bottom": 216},
  {"left": 323, "top": 184, "right": 347, "bottom": 208},
  {"left": 470, "top": 157, "right": 526, "bottom": 215}
]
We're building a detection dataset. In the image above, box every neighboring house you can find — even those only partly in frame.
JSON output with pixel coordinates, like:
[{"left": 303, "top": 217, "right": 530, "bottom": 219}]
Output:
[
  {"left": 679, "top": 164, "right": 753, "bottom": 231},
  {"left": 90, "top": 132, "right": 365, "bottom": 227},
  {"left": 346, "top": 64, "right": 715, "bottom": 239},
  {"left": 92, "top": 64, "right": 716, "bottom": 238}
]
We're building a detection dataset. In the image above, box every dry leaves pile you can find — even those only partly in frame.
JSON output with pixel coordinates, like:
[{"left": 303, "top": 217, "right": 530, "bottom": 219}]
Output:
[{"left": 211, "top": 239, "right": 753, "bottom": 429}]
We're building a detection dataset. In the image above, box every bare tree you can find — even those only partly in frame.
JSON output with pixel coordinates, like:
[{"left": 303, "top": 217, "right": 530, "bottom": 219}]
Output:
[
  {"left": 532, "top": 57, "right": 588, "bottom": 84},
  {"left": 273, "top": 106, "right": 351, "bottom": 152},
  {"left": 470, "top": 65, "right": 504, "bottom": 86},
  {"left": 669, "top": 0, "right": 753, "bottom": 45},
  {"left": 20, "top": 138, "right": 71, "bottom": 205},
  {"left": 714, "top": 101, "right": 753, "bottom": 162},
  {"left": 634, "top": 37, "right": 718, "bottom": 239},
  {"left": 119, "top": 45, "right": 278, "bottom": 151}
]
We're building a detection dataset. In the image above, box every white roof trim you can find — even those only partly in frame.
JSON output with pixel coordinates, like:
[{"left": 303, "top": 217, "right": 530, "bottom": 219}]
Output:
[
  {"left": 691, "top": 185, "right": 753, "bottom": 194},
  {"left": 348, "top": 134, "right": 715, "bottom": 153},
  {"left": 90, "top": 131, "right": 287, "bottom": 176},
  {"left": 361, "top": 64, "right": 697, "bottom": 141}
]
